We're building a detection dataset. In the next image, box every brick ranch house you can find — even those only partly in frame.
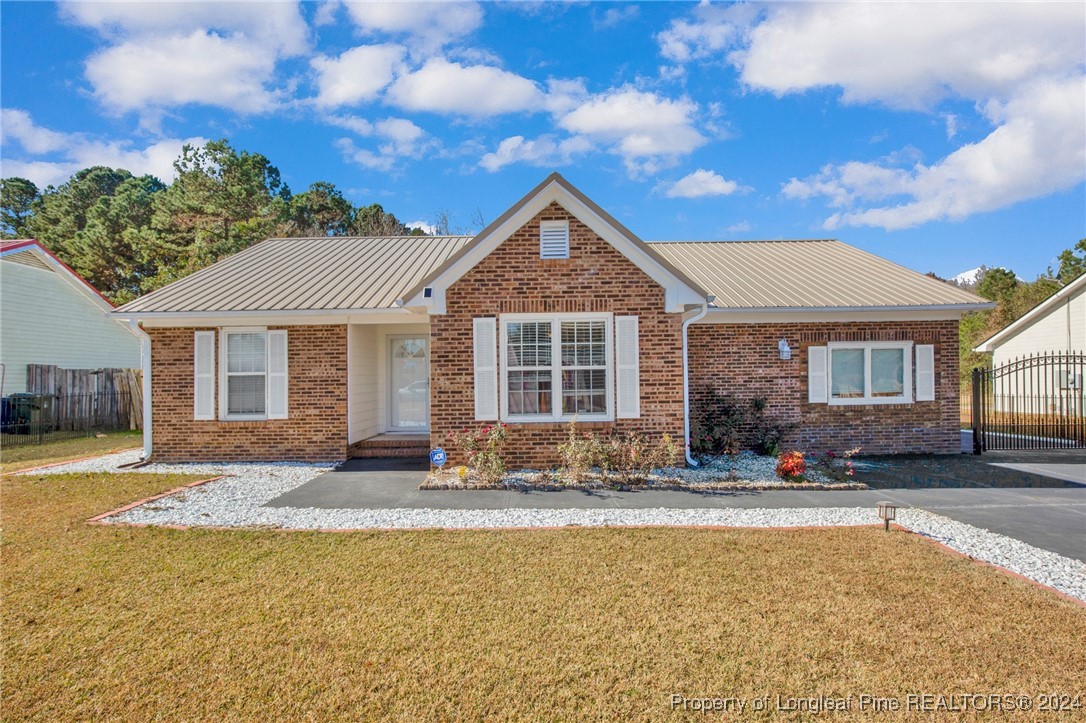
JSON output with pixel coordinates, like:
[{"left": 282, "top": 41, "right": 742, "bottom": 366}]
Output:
[{"left": 114, "top": 173, "right": 990, "bottom": 466}]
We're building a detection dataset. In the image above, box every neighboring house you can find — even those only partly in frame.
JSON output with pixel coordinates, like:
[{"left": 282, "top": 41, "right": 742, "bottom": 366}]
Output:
[
  {"left": 974, "top": 272, "right": 1085, "bottom": 411},
  {"left": 974, "top": 272, "right": 1085, "bottom": 363},
  {"left": 0, "top": 240, "right": 141, "bottom": 395},
  {"left": 113, "top": 174, "right": 990, "bottom": 465}
]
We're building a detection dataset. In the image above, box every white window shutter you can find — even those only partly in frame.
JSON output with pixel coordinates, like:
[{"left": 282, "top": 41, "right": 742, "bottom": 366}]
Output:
[
  {"left": 808, "top": 346, "right": 828, "bottom": 403},
  {"left": 915, "top": 344, "right": 935, "bottom": 401},
  {"left": 473, "top": 317, "right": 498, "bottom": 420},
  {"left": 194, "top": 331, "right": 215, "bottom": 420},
  {"left": 267, "top": 330, "right": 289, "bottom": 419},
  {"left": 615, "top": 316, "right": 640, "bottom": 418}
]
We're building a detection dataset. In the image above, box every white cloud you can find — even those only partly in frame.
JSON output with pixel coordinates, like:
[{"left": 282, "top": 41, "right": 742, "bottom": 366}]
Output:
[
  {"left": 662, "top": 2, "right": 1086, "bottom": 229},
  {"left": 343, "top": 1, "right": 482, "bottom": 52},
  {"left": 724, "top": 221, "right": 751, "bottom": 233},
  {"left": 664, "top": 169, "right": 741, "bottom": 199},
  {"left": 60, "top": 0, "right": 309, "bottom": 55},
  {"left": 594, "top": 5, "right": 640, "bottom": 31},
  {"left": 731, "top": 3, "right": 1084, "bottom": 111},
  {"left": 311, "top": 44, "right": 405, "bottom": 108},
  {"left": 334, "top": 117, "right": 436, "bottom": 171},
  {"left": 405, "top": 220, "right": 436, "bottom": 234},
  {"left": 558, "top": 88, "right": 705, "bottom": 175},
  {"left": 0, "top": 109, "right": 203, "bottom": 187},
  {"left": 62, "top": 0, "right": 309, "bottom": 117},
  {"left": 785, "top": 77, "right": 1086, "bottom": 231},
  {"left": 0, "top": 109, "right": 70, "bottom": 154},
  {"left": 86, "top": 32, "right": 283, "bottom": 115},
  {"left": 479, "top": 134, "right": 593, "bottom": 172},
  {"left": 386, "top": 58, "right": 544, "bottom": 117}
]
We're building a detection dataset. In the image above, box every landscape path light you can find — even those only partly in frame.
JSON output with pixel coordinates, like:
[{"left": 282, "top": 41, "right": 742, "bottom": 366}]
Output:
[{"left": 877, "top": 502, "right": 897, "bottom": 532}]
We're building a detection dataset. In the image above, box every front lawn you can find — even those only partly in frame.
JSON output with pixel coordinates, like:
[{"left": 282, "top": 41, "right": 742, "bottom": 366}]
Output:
[
  {"left": 0, "top": 430, "right": 142, "bottom": 474},
  {"left": 3, "top": 470, "right": 1084, "bottom": 719}
]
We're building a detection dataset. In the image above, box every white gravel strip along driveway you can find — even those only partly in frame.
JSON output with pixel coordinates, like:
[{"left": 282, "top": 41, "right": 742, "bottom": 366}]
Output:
[{"left": 31, "top": 453, "right": 1086, "bottom": 602}]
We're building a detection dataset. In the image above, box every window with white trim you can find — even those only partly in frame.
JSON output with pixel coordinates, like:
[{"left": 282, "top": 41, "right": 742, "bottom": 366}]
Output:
[
  {"left": 224, "top": 331, "right": 267, "bottom": 417},
  {"left": 501, "top": 314, "right": 612, "bottom": 421},
  {"left": 827, "top": 341, "right": 912, "bottom": 405}
]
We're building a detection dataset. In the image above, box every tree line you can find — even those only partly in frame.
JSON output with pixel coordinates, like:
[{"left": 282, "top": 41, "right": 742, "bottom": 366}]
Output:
[
  {"left": 935, "top": 239, "right": 1086, "bottom": 387},
  {"left": 0, "top": 140, "right": 425, "bottom": 304}
]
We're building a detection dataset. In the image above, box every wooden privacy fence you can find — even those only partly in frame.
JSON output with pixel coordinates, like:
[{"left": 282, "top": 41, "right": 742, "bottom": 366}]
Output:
[{"left": 25, "top": 364, "right": 143, "bottom": 431}]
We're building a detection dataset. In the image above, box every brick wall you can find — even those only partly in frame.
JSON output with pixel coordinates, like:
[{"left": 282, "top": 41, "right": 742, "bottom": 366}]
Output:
[
  {"left": 148, "top": 325, "right": 347, "bottom": 462},
  {"left": 430, "top": 202, "right": 686, "bottom": 468},
  {"left": 688, "top": 320, "right": 961, "bottom": 455}
]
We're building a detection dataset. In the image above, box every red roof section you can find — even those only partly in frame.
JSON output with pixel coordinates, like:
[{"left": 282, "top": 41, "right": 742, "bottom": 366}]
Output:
[{"left": 0, "top": 238, "right": 116, "bottom": 308}]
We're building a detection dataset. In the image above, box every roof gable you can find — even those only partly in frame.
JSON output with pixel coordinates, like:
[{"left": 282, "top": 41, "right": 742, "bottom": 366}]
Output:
[
  {"left": 399, "top": 173, "right": 710, "bottom": 313},
  {"left": 0, "top": 239, "right": 116, "bottom": 312},
  {"left": 974, "top": 272, "right": 1085, "bottom": 351}
]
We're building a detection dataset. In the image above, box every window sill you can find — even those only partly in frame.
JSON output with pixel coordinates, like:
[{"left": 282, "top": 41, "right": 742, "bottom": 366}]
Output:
[
  {"left": 219, "top": 415, "right": 269, "bottom": 422},
  {"left": 827, "top": 397, "right": 912, "bottom": 406},
  {"left": 502, "top": 416, "right": 614, "bottom": 425}
]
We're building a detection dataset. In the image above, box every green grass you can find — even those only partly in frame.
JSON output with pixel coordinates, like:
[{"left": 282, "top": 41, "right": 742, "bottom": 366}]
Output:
[
  {"left": 2, "top": 470, "right": 1084, "bottom": 719},
  {"left": 0, "top": 430, "right": 141, "bottom": 474}
]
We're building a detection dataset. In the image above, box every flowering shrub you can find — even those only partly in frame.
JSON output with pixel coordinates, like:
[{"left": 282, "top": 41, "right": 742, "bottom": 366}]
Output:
[
  {"left": 808, "top": 447, "right": 860, "bottom": 483},
  {"left": 775, "top": 450, "right": 807, "bottom": 481},
  {"left": 450, "top": 423, "right": 509, "bottom": 485}
]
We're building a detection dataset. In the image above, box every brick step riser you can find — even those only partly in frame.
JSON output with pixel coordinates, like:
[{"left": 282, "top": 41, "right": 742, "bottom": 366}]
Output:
[{"left": 349, "top": 448, "right": 430, "bottom": 459}]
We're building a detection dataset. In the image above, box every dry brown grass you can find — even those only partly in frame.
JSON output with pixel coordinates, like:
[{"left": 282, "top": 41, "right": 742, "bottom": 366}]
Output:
[
  {"left": 3, "top": 470, "right": 1084, "bottom": 720},
  {"left": 0, "top": 431, "right": 141, "bottom": 474}
]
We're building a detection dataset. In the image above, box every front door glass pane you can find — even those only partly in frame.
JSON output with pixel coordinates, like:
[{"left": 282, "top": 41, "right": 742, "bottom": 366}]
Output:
[{"left": 391, "top": 337, "right": 428, "bottom": 428}]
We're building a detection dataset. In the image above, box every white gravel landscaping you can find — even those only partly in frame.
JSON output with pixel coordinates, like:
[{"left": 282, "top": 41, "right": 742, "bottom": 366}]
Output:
[{"left": 26, "top": 452, "right": 1086, "bottom": 602}]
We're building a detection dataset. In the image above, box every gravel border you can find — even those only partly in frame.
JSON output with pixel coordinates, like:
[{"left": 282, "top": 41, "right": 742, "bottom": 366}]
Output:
[{"left": 25, "top": 452, "right": 1086, "bottom": 602}]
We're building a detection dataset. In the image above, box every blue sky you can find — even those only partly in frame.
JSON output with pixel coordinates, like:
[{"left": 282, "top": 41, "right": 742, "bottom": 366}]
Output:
[{"left": 1, "top": 1, "right": 1083, "bottom": 280}]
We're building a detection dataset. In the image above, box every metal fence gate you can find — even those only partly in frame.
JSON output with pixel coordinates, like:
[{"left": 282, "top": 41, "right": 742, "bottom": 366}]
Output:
[{"left": 971, "top": 352, "right": 1085, "bottom": 453}]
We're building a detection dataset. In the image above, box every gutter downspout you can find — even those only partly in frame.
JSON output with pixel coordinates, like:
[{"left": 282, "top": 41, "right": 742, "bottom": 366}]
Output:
[
  {"left": 129, "top": 319, "right": 152, "bottom": 460},
  {"left": 682, "top": 298, "right": 712, "bottom": 467}
]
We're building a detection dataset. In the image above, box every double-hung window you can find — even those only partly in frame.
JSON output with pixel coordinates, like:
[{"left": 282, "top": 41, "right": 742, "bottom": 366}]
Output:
[
  {"left": 827, "top": 341, "right": 912, "bottom": 405},
  {"left": 501, "top": 314, "right": 612, "bottom": 421},
  {"left": 223, "top": 330, "right": 267, "bottom": 418}
]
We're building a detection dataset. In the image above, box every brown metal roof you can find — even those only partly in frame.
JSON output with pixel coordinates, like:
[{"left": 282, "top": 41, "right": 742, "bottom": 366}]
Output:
[
  {"left": 116, "top": 233, "right": 988, "bottom": 316},
  {"left": 648, "top": 239, "right": 988, "bottom": 309},
  {"left": 116, "top": 236, "right": 472, "bottom": 314}
]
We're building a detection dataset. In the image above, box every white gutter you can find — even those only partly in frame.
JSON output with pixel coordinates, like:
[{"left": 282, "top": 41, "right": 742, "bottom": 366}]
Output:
[
  {"left": 682, "top": 298, "right": 712, "bottom": 467},
  {"left": 129, "top": 320, "right": 152, "bottom": 460}
]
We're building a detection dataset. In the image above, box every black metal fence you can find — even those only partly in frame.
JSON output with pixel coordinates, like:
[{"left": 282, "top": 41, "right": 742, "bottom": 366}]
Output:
[
  {"left": 0, "top": 391, "right": 138, "bottom": 447},
  {"left": 971, "top": 352, "right": 1086, "bottom": 453}
]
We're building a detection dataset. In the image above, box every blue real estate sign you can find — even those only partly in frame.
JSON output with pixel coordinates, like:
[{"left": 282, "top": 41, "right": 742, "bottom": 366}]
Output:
[{"left": 429, "top": 448, "right": 447, "bottom": 467}]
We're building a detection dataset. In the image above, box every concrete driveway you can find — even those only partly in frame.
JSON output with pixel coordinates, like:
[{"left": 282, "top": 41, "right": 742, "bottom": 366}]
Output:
[{"left": 267, "top": 452, "right": 1086, "bottom": 562}]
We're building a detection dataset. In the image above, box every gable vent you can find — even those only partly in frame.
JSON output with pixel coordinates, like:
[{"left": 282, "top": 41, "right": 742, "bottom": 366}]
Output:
[{"left": 539, "top": 220, "right": 570, "bottom": 259}]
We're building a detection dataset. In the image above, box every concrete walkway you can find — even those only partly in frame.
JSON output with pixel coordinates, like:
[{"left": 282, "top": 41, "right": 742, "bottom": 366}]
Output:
[{"left": 267, "top": 453, "right": 1086, "bottom": 562}]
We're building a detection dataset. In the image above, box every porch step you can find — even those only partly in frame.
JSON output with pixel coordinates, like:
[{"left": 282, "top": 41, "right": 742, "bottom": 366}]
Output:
[{"left": 348, "top": 434, "right": 430, "bottom": 459}]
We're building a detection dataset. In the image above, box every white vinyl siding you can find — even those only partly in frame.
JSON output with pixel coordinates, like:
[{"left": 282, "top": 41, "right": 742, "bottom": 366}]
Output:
[
  {"left": 193, "top": 331, "right": 216, "bottom": 420},
  {"left": 614, "top": 316, "right": 640, "bottom": 418},
  {"left": 217, "top": 328, "right": 288, "bottom": 421},
  {"left": 473, "top": 317, "right": 499, "bottom": 420},
  {"left": 915, "top": 345, "right": 935, "bottom": 401},
  {"left": 0, "top": 260, "right": 140, "bottom": 394},
  {"left": 539, "top": 220, "right": 570, "bottom": 259},
  {"left": 499, "top": 313, "right": 614, "bottom": 422},
  {"left": 825, "top": 341, "right": 913, "bottom": 405}
]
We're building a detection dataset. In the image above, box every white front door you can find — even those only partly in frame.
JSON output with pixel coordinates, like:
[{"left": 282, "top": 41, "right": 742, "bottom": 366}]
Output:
[{"left": 389, "top": 336, "right": 429, "bottom": 430}]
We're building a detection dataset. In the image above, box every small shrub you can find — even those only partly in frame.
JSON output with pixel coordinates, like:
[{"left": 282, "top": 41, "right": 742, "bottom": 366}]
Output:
[
  {"left": 808, "top": 447, "right": 860, "bottom": 483},
  {"left": 691, "top": 390, "right": 794, "bottom": 461},
  {"left": 598, "top": 431, "right": 678, "bottom": 487},
  {"left": 775, "top": 450, "right": 806, "bottom": 481},
  {"left": 450, "top": 423, "right": 509, "bottom": 485},
  {"left": 557, "top": 419, "right": 601, "bottom": 484}
]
